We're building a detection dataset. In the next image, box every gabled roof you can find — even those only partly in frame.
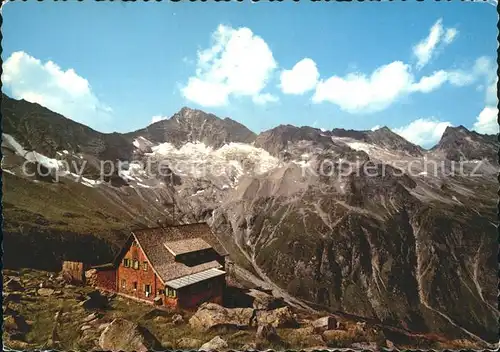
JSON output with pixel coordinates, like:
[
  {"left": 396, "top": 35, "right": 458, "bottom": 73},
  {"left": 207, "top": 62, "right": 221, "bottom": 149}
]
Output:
[
  {"left": 130, "top": 223, "right": 228, "bottom": 283},
  {"left": 163, "top": 223, "right": 229, "bottom": 256},
  {"left": 164, "top": 237, "right": 212, "bottom": 256}
]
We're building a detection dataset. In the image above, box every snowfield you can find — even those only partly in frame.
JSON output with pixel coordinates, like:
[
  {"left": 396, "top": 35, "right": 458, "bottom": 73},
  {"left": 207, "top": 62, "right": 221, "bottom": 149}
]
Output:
[{"left": 148, "top": 141, "right": 280, "bottom": 178}]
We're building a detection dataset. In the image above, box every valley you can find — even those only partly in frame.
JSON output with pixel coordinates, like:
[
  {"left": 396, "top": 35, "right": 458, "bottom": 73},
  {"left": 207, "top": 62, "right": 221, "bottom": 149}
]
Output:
[{"left": 1, "top": 93, "right": 498, "bottom": 348}]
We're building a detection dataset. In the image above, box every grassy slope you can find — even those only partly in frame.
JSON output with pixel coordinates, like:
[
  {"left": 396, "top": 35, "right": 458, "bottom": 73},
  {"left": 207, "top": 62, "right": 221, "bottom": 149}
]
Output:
[{"left": 4, "top": 269, "right": 482, "bottom": 351}]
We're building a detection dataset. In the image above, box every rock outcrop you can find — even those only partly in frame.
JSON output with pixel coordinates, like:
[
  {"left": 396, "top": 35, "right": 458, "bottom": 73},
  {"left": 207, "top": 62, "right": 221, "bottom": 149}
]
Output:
[
  {"left": 255, "top": 306, "right": 298, "bottom": 328},
  {"left": 199, "top": 336, "right": 228, "bottom": 351},
  {"left": 189, "top": 303, "right": 255, "bottom": 331},
  {"left": 98, "top": 318, "right": 161, "bottom": 352}
]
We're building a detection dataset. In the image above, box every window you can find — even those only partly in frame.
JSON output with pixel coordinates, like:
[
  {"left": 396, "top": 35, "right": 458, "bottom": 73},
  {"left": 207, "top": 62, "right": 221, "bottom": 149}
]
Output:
[
  {"left": 158, "top": 289, "right": 165, "bottom": 295},
  {"left": 133, "top": 282, "right": 138, "bottom": 291},
  {"left": 145, "top": 284, "right": 151, "bottom": 297},
  {"left": 123, "top": 258, "right": 130, "bottom": 268},
  {"left": 167, "top": 287, "right": 177, "bottom": 298},
  {"left": 143, "top": 261, "right": 148, "bottom": 271},
  {"left": 121, "top": 279, "right": 126, "bottom": 289},
  {"left": 133, "top": 260, "right": 139, "bottom": 270}
]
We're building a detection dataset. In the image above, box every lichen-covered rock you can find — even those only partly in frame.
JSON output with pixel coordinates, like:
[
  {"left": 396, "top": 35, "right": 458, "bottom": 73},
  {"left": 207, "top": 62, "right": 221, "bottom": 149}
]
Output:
[
  {"left": 176, "top": 337, "right": 202, "bottom": 349},
  {"left": 255, "top": 306, "right": 297, "bottom": 328},
  {"left": 351, "top": 341, "right": 378, "bottom": 350},
  {"left": 98, "top": 318, "right": 161, "bottom": 352},
  {"left": 321, "top": 329, "right": 354, "bottom": 347},
  {"left": 246, "top": 289, "right": 284, "bottom": 310},
  {"left": 172, "top": 313, "right": 184, "bottom": 325},
  {"left": 37, "top": 288, "right": 55, "bottom": 296},
  {"left": 199, "top": 336, "right": 228, "bottom": 351},
  {"left": 189, "top": 303, "right": 255, "bottom": 331}
]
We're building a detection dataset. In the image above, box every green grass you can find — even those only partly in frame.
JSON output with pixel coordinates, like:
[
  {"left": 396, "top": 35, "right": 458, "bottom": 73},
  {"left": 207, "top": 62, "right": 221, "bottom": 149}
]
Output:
[
  {"left": 2, "top": 269, "right": 316, "bottom": 351},
  {"left": 2, "top": 173, "right": 131, "bottom": 235}
]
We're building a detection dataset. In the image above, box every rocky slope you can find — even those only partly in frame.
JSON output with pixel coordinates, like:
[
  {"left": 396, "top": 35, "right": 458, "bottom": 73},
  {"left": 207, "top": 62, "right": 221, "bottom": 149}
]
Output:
[
  {"left": 1, "top": 94, "right": 498, "bottom": 347},
  {"left": 126, "top": 106, "right": 256, "bottom": 149},
  {"left": 432, "top": 125, "right": 498, "bottom": 162},
  {"left": 3, "top": 268, "right": 484, "bottom": 351}
]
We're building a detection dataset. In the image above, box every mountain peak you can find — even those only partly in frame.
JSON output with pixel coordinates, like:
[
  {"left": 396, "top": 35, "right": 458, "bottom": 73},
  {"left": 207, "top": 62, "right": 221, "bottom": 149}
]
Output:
[
  {"left": 130, "top": 106, "right": 256, "bottom": 148},
  {"left": 177, "top": 106, "right": 198, "bottom": 119},
  {"left": 434, "top": 125, "right": 496, "bottom": 161},
  {"left": 442, "top": 125, "right": 470, "bottom": 136}
]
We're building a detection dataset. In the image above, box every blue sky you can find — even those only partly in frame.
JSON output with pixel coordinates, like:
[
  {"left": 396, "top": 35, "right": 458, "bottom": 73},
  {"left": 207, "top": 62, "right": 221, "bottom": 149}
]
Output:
[{"left": 2, "top": 0, "right": 498, "bottom": 148}]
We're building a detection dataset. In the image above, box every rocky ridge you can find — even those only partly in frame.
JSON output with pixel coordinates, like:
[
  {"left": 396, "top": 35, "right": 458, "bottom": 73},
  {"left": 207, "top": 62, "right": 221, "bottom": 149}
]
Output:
[{"left": 1, "top": 94, "right": 498, "bottom": 347}]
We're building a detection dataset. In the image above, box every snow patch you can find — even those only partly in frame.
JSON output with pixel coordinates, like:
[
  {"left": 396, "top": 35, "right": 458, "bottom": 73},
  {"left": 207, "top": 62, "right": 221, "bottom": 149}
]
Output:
[
  {"left": 2, "top": 134, "right": 67, "bottom": 171},
  {"left": 150, "top": 141, "right": 279, "bottom": 179},
  {"left": 344, "top": 142, "right": 373, "bottom": 154},
  {"left": 3, "top": 169, "right": 15, "bottom": 175},
  {"left": 118, "top": 161, "right": 147, "bottom": 181},
  {"left": 133, "top": 136, "right": 154, "bottom": 150},
  {"left": 2, "top": 133, "right": 27, "bottom": 156},
  {"left": 66, "top": 172, "right": 103, "bottom": 188}
]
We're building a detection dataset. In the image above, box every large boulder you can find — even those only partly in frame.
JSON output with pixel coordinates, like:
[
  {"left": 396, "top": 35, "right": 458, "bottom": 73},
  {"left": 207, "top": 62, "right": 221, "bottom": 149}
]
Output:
[
  {"left": 37, "top": 288, "right": 55, "bottom": 296},
  {"left": 199, "top": 336, "right": 228, "bottom": 351},
  {"left": 189, "top": 303, "right": 255, "bottom": 331},
  {"left": 176, "top": 337, "right": 202, "bottom": 349},
  {"left": 322, "top": 329, "right": 355, "bottom": 348},
  {"left": 285, "top": 327, "right": 326, "bottom": 348},
  {"left": 255, "top": 306, "right": 297, "bottom": 328},
  {"left": 98, "top": 318, "right": 161, "bottom": 352},
  {"left": 351, "top": 341, "right": 378, "bottom": 350},
  {"left": 82, "top": 312, "right": 101, "bottom": 323},
  {"left": 310, "top": 316, "right": 337, "bottom": 332},
  {"left": 246, "top": 289, "right": 284, "bottom": 310},
  {"left": 172, "top": 313, "right": 184, "bottom": 325}
]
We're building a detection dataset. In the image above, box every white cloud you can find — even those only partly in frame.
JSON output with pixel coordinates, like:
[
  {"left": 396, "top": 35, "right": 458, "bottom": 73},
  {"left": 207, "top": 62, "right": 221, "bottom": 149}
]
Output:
[
  {"left": 470, "top": 57, "right": 498, "bottom": 135},
  {"left": 151, "top": 115, "right": 168, "bottom": 124},
  {"left": 409, "top": 70, "right": 449, "bottom": 93},
  {"left": 312, "top": 55, "right": 496, "bottom": 114},
  {"left": 371, "top": 125, "right": 381, "bottom": 131},
  {"left": 312, "top": 61, "right": 414, "bottom": 113},
  {"left": 473, "top": 107, "right": 498, "bottom": 135},
  {"left": 485, "top": 78, "right": 497, "bottom": 106},
  {"left": 2, "top": 51, "right": 112, "bottom": 130},
  {"left": 253, "top": 93, "right": 279, "bottom": 105},
  {"left": 394, "top": 118, "right": 453, "bottom": 147},
  {"left": 413, "top": 18, "right": 458, "bottom": 69},
  {"left": 181, "top": 25, "right": 278, "bottom": 107},
  {"left": 443, "top": 28, "right": 458, "bottom": 45},
  {"left": 279, "top": 58, "right": 319, "bottom": 95}
]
